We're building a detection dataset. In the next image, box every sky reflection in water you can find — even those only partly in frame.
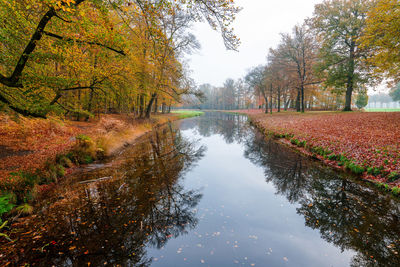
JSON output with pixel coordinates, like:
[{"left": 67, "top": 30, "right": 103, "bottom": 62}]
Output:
[
  {"left": 148, "top": 112, "right": 399, "bottom": 267},
  {"left": 8, "top": 112, "right": 399, "bottom": 267}
]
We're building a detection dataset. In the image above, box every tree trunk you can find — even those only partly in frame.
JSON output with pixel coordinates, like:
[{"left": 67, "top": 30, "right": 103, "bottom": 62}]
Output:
[
  {"left": 296, "top": 90, "right": 301, "bottom": 112},
  {"left": 343, "top": 42, "right": 355, "bottom": 111},
  {"left": 277, "top": 87, "right": 281, "bottom": 112},
  {"left": 270, "top": 84, "right": 273, "bottom": 114},
  {"left": 86, "top": 89, "right": 94, "bottom": 121},
  {"left": 154, "top": 97, "right": 158, "bottom": 114},
  {"left": 344, "top": 85, "right": 353, "bottom": 111},
  {"left": 284, "top": 99, "right": 290, "bottom": 111},
  {"left": 77, "top": 90, "right": 81, "bottom": 121},
  {"left": 145, "top": 93, "right": 157, "bottom": 119},
  {"left": 301, "top": 84, "right": 305, "bottom": 113},
  {"left": 263, "top": 95, "right": 269, "bottom": 114},
  {"left": 160, "top": 102, "right": 165, "bottom": 114},
  {"left": 139, "top": 94, "right": 145, "bottom": 118}
]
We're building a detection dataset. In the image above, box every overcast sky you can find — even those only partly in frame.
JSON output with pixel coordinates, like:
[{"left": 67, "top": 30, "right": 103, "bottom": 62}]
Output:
[{"left": 187, "top": 0, "right": 323, "bottom": 87}]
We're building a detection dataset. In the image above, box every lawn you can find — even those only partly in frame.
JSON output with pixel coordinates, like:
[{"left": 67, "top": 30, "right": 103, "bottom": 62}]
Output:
[
  {"left": 366, "top": 108, "right": 400, "bottom": 112},
  {"left": 171, "top": 110, "right": 204, "bottom": 119},
  {"left": 248, "top": 111, "right": 400, "bottom": 190}
]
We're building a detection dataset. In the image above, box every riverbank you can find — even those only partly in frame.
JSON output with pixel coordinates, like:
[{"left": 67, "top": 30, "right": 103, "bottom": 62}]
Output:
[
  {"left": 0, "top": 114, "right": 173, "bottom": 177},
  {"left": 232, "top": 110, "right": 400, "bottom": 195},
  {"left": 0, "top": 111, "right": 203, "bottom": 223},
  {"left": 1, "top": 111, "right": 399, "bottom": 266}
]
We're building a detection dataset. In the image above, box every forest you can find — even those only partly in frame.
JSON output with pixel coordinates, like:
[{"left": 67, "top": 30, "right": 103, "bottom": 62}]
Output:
[
  {"left": 0, "top": 0, "right": 239, "bottom": 119},
  {"left": 2, "top": 0, "right": 400, "bottom": 117},
  {"left": 184, "top": 0, "right": 400, "bottom": 113}
]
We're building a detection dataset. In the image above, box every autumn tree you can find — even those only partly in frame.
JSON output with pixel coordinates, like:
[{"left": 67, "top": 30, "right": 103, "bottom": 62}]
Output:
[
  {"left": 360, "top": 0, "right": 400, "bottom": 82},
  {"left": 245, "top": 66, "right": 268, "bottom": 113},
  {"left": 310, "top": 0, "right": 373, "bottom": 111},
  {"left": 266, "top": 50, "right": 297, "bottom": 113},
  {"left": 0, "top": 0, "right": 240, "bottom": 118},
  {"left": 355, "top": 90, "right": 368, "bottom": 109},
  {"left": 130, "top": 2, "right": 200, "bottom": 118},
  {"left": 270, "top": 25, "right": 318, "bottom": 112}
]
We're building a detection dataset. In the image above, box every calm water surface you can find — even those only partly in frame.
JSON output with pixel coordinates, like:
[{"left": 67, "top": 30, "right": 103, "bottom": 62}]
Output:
[{"left": 8, "top": 113, "right": 400, "bottom": 266}]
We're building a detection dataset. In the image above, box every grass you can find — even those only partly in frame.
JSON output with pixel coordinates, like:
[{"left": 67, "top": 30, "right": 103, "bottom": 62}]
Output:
[
  {"left": 172, "top": 110, "right": 204, "bottom": 119},
  {"left": 365, "top": 108, "right": 400, "bottom": 112}
]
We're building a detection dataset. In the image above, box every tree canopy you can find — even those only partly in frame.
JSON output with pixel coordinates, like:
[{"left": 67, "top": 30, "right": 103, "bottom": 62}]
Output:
[
  {"left": 360, "top": 0, "right": 400, "bottom": 82},
  {"left": 0, "top": 0, "right": 240, "bottom": 118},
  {"left": 310, "top": 0, "right": 373, "bottom": 111}
]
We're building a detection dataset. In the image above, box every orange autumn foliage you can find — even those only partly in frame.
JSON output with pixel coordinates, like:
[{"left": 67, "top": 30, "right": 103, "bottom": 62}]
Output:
[{"left": 0, "top": 114, "right": 179, "bottom": 181}]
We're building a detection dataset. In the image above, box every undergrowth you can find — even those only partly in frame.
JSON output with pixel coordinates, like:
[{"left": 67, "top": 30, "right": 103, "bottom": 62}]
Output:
[{"left": 0, "top": 134, "right": 103, "bottom": 225}]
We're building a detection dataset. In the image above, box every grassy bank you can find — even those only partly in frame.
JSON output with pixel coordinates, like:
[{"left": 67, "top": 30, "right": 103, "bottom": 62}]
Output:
[
  {"left": 366, "top": 108, "right": 400, "bottom": 112},
  {"left": 171, "top": 110, "right": 204, "bottom": 119},
  {"left": 0, "top": 112, "right": 194, "bottom": 227},
  {"left": 242, "top": 111, "right": 400, "bottom": 196}
]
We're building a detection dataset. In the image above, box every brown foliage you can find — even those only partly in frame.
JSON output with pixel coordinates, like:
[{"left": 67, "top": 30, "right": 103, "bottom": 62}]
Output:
[{"left": 250, "top": 112, "right": 400, "bottom": 184}]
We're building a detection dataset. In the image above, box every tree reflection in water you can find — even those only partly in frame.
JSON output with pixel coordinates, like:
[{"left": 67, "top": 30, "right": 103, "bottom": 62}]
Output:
[
  {"left": 243, "top": 127, "right": 400, "bottom": 267},
  {"left": 187, "top": 112, "right": 399, "bottom": 266},
  {"left": 5, "top": 124, "right": 205, "bottom": 266},
  {"left": 180, "top": 112, "right": 249, "bottom": 144},
  {"left": 3, "top": 113, "right": 399, "bottom": 267}
]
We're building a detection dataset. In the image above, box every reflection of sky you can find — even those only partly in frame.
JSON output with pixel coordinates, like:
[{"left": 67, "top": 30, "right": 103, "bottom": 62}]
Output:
[{"left": 148, "top": 127, "right": 354, "bottom": 266}]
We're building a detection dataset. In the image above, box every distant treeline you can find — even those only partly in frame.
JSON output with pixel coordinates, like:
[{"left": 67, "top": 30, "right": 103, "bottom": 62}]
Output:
[{"left": 367, "top": 93, "right": 400, "bottom": 109}]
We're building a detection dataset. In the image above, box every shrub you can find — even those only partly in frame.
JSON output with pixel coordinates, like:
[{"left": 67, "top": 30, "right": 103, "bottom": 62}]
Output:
[
  {"left": 328, "top": 154, "right": 338, "bottom": 160},
  {"left": 290, "top": 138, "right": 299, "bottom": 145},
  {"left": 345, "top": 162, "right": 365, "bottom": 174},
  {"left": 290, "top": 138, "right": 307, "bottom": 147},
  {"left": 299, "top": 140, "right": 307, "bottom": 147},
  {"left": 70, "top": 134, "right": 98, "bottom": 164},
  {"left": 376, "top": 182, "right": 384, "bottom": 189},
  {"left": 384, "top": 184, "right": 390, "bottom": 191},
  {"left": 392, "top": 187, "right": 400, "bottom": 195},
  {"left": 56, "top": 154, "right": 73, "bottom": 168},
  {"left": 0, "top": 194, "right": 14, "bottom": 223},
  {"left": 283, "top": 133, "right": 294, "bottom": 140},
  {"left": 388, "top": 172, "right": 400, "bottom": 182},
  {"left": 83, "top": 155, "right": 94, "bottom": 164},
  {"left": 16, "top": 203, "right": 34, "bottom": 215},
  {"left": 56, "top": 165, "right": 65, "bottom": 177},
  {"left": 0, "top": 172, "right": 39, "bottom": 203},
  {"left": 311, "top": 146, "right": 332, "bottom": 157},
  {"left": 337, "top": 154, "right": 350, "bottom": 166},
  {"left": 43, "top": 162, "right": 65, "bottom": 183},
  {"left": 367, "top": 167, "right": 382, "bottom": 176},
  {"left": 356, "top": 91, "right": 368, "bottom": 109}
]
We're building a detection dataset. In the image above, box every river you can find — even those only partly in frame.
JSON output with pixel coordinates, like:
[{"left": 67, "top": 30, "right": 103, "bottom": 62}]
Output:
[{"left": 6, "top": 112, "right": 400, "bottom": 266}]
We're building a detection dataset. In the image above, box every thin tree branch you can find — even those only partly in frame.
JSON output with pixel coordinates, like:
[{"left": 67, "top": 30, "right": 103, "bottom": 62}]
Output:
[
  {"left": 0, "top": 0, "right": 86, "bottom": 88},
  {"left": 0, "top": 92, "right": 46, "bottom": 118},
  {"left": 43, "top": 31, "right": 126, "bottom": 56}
]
